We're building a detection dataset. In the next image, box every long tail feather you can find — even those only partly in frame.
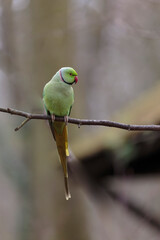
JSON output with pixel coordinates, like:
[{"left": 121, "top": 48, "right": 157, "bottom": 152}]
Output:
[
  {"left": 46, "top": 111, "right": 71, "bottom": 199},
  {"left": 52, "top": 122, "right": 71, "bottom": 200},
  {"left": 64, "top": 176, "right": 71, "bottom": 200}
]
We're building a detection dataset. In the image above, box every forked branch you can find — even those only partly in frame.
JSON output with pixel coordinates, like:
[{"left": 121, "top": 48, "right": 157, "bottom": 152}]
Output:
[{"left": 1, "top": 107, "right": 160, "bottom": 131}]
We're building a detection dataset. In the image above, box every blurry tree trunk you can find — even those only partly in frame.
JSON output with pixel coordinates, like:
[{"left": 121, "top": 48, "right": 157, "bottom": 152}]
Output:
[
  {"left": 30, "top": 1, "right": 91, "bottom": 240},
  {"left": 0, "top": 1, "right": 33, "bottom": 240}
]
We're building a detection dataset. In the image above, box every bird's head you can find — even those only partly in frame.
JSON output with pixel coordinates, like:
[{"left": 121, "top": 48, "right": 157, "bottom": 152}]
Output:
[{"left": 59, "top": 67, "right": 78, "bottom": 85}]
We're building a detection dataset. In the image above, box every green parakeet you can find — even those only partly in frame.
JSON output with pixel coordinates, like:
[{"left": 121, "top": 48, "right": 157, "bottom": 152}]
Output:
[{"left": 43, "top": 67, "right": 78, "bottom": 200}]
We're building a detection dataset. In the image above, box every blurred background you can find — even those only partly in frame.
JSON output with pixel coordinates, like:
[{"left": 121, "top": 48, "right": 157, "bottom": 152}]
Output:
[{"left": 0, "top": 0, "right": 160, "bottom": 239}]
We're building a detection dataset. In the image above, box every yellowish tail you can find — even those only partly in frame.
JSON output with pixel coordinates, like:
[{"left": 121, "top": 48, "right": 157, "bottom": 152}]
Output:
[{"left": 53, "top": 122, "right": 71, "bottom": 200}]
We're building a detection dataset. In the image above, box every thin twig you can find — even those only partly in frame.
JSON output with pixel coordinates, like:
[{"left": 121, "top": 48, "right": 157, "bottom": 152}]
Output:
[
  {"left": 15, "top": 118, "right": 30, "bottom": 131},
  {"left": 1, "top": 107, "right": 160, "bottom": 131}
]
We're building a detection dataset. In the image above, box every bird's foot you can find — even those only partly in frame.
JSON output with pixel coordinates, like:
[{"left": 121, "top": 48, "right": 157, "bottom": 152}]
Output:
[
  {"left": 51, "top": 114, "right": 55, "bottom": 122},
  {"left": 64, "top": 116, "right": 68, "bottom": 125}
]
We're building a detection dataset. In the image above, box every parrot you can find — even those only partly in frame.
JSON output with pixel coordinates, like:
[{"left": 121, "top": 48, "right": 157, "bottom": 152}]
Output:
[{"left": 43, "top": 67, "right": 78, "bottom": 200}]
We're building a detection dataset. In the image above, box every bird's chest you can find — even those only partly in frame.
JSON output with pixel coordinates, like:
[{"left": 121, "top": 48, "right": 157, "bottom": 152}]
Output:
[{"left": 46, "top": 84, "right": 73, "bottom": 116}]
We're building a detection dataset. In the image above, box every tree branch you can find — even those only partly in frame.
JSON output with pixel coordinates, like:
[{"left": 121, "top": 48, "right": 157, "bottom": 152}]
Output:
[
  {"left": 106, "top": 188, "right": 160, "bottom": 232},
  {"left": 1, "top": 107, "right": 160, "bottom": 131},
  {"left": 14, "top": 118, "right": 31, "bottom": 131}
]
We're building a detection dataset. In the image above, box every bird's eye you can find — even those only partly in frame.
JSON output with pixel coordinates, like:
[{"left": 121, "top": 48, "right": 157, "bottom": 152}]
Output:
[{"left": 70, "top": 73, "right": 72, "bottom": 76}]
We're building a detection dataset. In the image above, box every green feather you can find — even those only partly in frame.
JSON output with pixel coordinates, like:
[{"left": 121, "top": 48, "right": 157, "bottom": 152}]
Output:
[
  {"left": 43, "top": 67, "right": 76, "bottom": 119},
  {"left": 43, "top": 67, "right": 78, "bottom": 200}
]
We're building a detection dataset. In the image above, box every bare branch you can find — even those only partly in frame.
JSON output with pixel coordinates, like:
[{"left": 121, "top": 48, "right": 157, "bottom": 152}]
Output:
[
  {"left": 106, "top": 188, "right": 160, "bottom": 232},
  {"left": 15, "top": 118, "right": 30, "bottom": 131},
  {"left": 1, "top": 107, "right": 160, "bottom": 131}
]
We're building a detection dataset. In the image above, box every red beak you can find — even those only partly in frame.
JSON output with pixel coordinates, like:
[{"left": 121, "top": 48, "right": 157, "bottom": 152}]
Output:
[{"left": 74, "top": 76, "right": 78, "bottom": 84}]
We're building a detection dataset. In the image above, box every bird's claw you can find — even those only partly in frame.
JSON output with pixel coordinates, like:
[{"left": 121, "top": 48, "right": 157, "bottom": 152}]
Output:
[
  {"left": 51, "top": 114, "right": 55, "bottom": 122},
  {"left": 64, "top": 116, "right": 68, "bottom": 125}
]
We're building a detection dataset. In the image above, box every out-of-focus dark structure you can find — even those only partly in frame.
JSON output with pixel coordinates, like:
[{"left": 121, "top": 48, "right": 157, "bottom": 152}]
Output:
[{"left": 0, "top": 0, "right": 160, "bottom": 239}]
